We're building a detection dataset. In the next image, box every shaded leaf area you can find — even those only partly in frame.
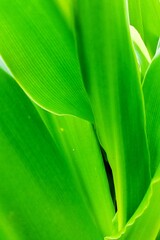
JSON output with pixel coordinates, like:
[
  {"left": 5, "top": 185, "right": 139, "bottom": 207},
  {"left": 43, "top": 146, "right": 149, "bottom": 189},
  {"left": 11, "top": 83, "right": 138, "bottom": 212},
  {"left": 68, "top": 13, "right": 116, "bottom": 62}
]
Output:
[
  {"left": 36, "top": 108, "right": 116, "bottom": 236},
  {"left": 100, "top": 148, "right": 117, "bottom": 212},
  {"left": 0, "top": 69, "right": 102, "bottom": 240},
  {"left": 0, "top": 0, "right": 93, "bottom": 121},
  {"left": 128, "top": 0, "right": 160, "bottom": 56},
  {"left": 156, "top": 231, "right": 160, "bottom": 240},
  {"left": 74, "top": 0, "right": 150, "bottom": 229}
]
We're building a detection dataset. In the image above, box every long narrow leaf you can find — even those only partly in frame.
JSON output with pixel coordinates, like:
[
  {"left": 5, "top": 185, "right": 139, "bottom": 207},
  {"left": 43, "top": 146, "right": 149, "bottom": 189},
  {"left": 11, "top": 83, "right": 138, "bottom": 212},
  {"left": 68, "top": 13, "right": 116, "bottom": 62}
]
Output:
[
  {"left": 74, "top": 0, "right": 151, "bottom": 229},
  {"left": 105, "top": 166, "right": 160, "bottom": 240},
  {"left": 143, "top": 46, "right": 160, "bottom": 176},
  {"left": 105, "top": 32, "right": 160, "bottom": 240},
  {"left": 37, "top": 108, "right": 116, "bottom": 236},
  {"left": 0, "top": 69, "right": 102, "bottom": 240}
]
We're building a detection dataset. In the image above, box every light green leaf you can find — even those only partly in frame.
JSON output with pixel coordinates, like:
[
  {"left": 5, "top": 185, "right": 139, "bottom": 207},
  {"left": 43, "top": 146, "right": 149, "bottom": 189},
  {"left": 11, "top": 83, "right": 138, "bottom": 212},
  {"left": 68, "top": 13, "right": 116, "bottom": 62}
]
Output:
[
  {"left": 0, "top": 0, "right": 93, "bottom": 121},
  {"left": 104, "top": 165, "right": 160, "bottom": 240},
  {"left": 105, "top": 32, "right": 160, "bottom": 240},
  {"left": 56, "top": 0, "right": 74, "bottom": 29},
  {"left": 128, "top": 0, "right": 160, "bottom": 56},
  {"left": 75, "top": 0, "right": 151, "bottom": 229},
  {"left": 37, "top": 108, "right": 116, "bottom": 236},
  {"left": 143, "top": 46, "right": 160, "bottom": 176},
  {"left": 0, "top": 69, "right": 102, "bottom": 240},
  {"left": 156, "top": 39, "right": 160, "bottom": 52},
  {"left": 130, "top": 26, "right": 151, "bottom": 80}
]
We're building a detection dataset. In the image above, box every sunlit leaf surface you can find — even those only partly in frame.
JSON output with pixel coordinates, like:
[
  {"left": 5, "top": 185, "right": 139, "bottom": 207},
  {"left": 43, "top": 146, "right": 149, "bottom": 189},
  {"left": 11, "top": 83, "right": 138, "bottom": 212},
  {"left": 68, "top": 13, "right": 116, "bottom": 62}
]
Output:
[
  {"left": 74, "top": 0, "right": 150, "bottom": 229},
  {"left": 0, "top": 0, "right": 93, "bottom": 121},
  {"left": 37, "top": 108, "right": 115, "bottom": 236},
  {"left": 0, "top": 69, "right": 102, "bottom": 240},
  {"left": 128, "top": 0, "right": 160, "bottom": 55},
  {"left": 130, "top": 26, "right": 151, "bottom": 80},
  {"left": 0, "top": 1, "right": 160, "bottom": 240}
]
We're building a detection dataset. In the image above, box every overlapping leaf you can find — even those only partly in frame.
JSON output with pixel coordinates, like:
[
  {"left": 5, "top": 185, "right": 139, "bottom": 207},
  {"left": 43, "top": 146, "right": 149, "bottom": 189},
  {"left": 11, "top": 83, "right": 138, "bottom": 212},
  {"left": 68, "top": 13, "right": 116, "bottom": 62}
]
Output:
[
  {"left": 130, "top": 26, "right": 151, "bottom": 80},
  {"left": 105, "top": 166, "right": 160, "bottom": 240},
  {"left": 128, "top": 0, "right": 160, "bottom": 56},
  {"left": 0, "top": 69, "right": 102, "bottom": 240},
  {"left": 105, "top": 37, "right": 160, "bottom": 240},
  {"left": 143, "top": 45, "right": 160, "bottom": 176},
  {"left": 0, "top": 1, "right": 160, "bottom": 240},
  {"left": 37, "top": 108, "right": 116, "bottom": 236},
  {"left": 74, "top": 0, "right": 150, "bottom": 229},
  {"left": 0, "top": 0, "right": 93, "bottom": 121}
]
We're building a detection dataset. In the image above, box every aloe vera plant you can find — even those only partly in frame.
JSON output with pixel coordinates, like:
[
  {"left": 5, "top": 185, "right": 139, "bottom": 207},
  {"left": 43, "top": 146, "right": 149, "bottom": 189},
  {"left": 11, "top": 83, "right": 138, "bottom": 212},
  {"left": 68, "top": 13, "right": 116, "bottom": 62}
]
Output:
[{"left": 0, "top": 1, "right": 160, "bottom": 239}]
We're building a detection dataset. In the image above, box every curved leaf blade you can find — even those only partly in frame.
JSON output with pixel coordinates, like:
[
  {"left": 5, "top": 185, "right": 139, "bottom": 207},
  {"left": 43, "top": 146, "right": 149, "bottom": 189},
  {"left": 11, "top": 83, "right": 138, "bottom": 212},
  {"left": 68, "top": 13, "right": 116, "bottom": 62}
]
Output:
[
  {"left": 128, "top": 0, "right": 160, "bottom": 56},
  {"left": 0, "top": 0, "right": 93, "bottom": 121},
  {"left": 37, "top": 109, "right": 116, "bottom": 236},
  {"left": 130, "top": 26, "right": 151, "bottom": 80},
  {"left": 0, "top": 69, "right": 101, "bottom": 240},
  {"left": 105, "top": 166, "right": 160, "bottom": 240},
  {"left": 105, "top": 32, "right": 160, "bottom": 240}
]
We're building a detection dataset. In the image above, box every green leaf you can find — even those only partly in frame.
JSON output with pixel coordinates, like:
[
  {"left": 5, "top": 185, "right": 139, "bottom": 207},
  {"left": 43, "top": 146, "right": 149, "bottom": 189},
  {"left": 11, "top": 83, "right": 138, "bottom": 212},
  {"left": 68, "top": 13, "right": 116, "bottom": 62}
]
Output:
[
  {"left": 56, "top": 0, "right": 74, "bottom": 29},
  {"left": 156, "top": 230, "right": 160, "bottom": 240},
  {"left": 128, "top": 0, "right": 160, "bottom": 56},
  {"left": 104, "top": 165, "right": 160, "bottom": 240},
  {"left": 130, "top": 26, "right": 151, "bottom": 80},
  {"left": 75, "top": 0, "right": 151, "bottom": 229},
  {"left": 143, "top": 46, "right": 160, "bottom": 176},
  {"left": 0, "top": 69, "right": 102, "bottom": 240},
  {"left": 0, "top": 0, "right": 93, "bottom": 121},
  {"left": 37, "top": 108, "right": 116, "bottom": 236},
  {"left": 105, "top": 33, "right": 160, "bottom": 240}
]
